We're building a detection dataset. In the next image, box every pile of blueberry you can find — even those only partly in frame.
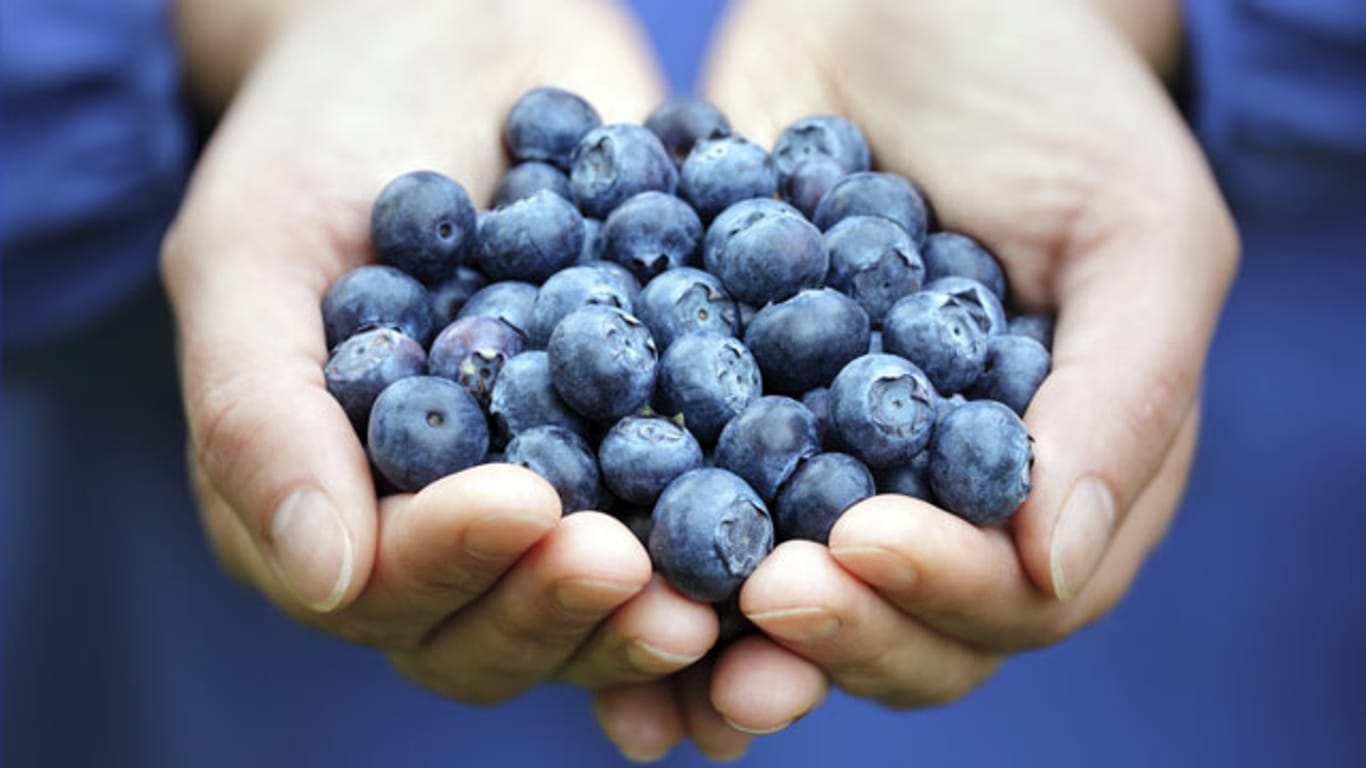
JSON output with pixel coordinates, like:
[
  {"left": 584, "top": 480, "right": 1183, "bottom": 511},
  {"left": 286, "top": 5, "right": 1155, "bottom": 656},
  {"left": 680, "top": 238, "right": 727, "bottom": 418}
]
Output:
[{"left": 322, "top": 87, "right": 1053, "bottom": 608}]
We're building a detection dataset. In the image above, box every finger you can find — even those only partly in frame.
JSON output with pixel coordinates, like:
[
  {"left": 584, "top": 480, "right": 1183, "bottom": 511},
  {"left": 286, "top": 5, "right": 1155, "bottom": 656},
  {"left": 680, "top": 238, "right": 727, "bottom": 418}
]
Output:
[
  {"left": 593, "top": 681, "right": 685, "bottom": 764},
  {"left": 389, "top": 512, "right": 650, "bottom": 704},
  {"left": 333, "top": 464, "right": 560, "bottom": 648},
  {"left": 1013, "top": 176, "right": 1235, "bottom": 600},
  {"left": 743, "top": 541, "right": 1001, "bottom": 708},
  {"left": 710, "top": 634, "right": 828, "bottom": 735},
  {"left": 830, "top": 407, "right": 1200, "bottom": 650},
  {"left": 676, "top": 661, "right": 753, "bottom": 762},
  {"left": 558, "top": 574, "right": 717, "bottom": 688}
]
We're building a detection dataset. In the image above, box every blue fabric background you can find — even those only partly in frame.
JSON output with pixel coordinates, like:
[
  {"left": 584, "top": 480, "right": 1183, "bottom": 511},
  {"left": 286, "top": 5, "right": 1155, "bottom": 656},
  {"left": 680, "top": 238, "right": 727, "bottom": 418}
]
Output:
[{"left": 2, "top": 1, "right": 1363, "bottom": 765}]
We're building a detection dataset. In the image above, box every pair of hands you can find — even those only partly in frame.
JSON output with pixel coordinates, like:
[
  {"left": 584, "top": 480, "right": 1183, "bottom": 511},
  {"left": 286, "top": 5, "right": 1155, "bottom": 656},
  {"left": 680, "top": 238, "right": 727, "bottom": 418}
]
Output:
[{"left": 162, "top": 0, "right": 1237, "bottom": 761}]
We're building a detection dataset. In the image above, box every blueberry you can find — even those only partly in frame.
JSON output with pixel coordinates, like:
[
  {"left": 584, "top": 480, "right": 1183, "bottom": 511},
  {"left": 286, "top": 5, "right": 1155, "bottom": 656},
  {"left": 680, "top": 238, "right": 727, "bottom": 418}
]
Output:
[
  {"left": 868, "top": 330, "right": 884, "bottom": 354},
  {"left": 371, "top": 170, "right": 478, "bottom": 284},
  {"left": 678, "top": 136, "right": 779, "bottom": 222},
  {"left": 656, "top": 332, "right": 762, "bottom": 444},
  {"left": 828, "top": 354, "right": 936, "bottom": 468},
  {"left": 475, "top": 190, "right": 584, "bottom": 283},
  {"left": 323, "top": 265, "right": 434, "bottom": 348},
  {"left": 492, "top": 161, "right": 573, "bottom": 208},
  {"left": 427, "top": 316, "right": 524, "bottom": 409},
  {"left": 324, "top": 327, "right": 426, "bottom": 433},
  {"left": 367, "top": 376, "right": 489, "bottom": 492},
  {"left": 636, "top": 267, "right": 739, "bottom": 351},
  {"left": 928, "top": 400, "right": 1032, "bottom": 525},
  {"left": 458, "top": 280, "right": 538, "bottom": 337},
  {"left": 503, "top": 86, "right": 602, "bottom": 171},
  {"left": 704, "top": 198, "right": 826, "bottom": 306},
  {"left": 612, "top": 504, "right": 654, "bottom": 548},
  {"left": 504, "top": 425, "right": 601, "bottom": 514},
  {"left": 644, "top": 97, "right": 732, "bottom": 165},
  {"left": 813, "top": 172, "right": 930, "bottom": 245},
  {"left": 578, "top": 217, "right": 605, "bottom": 264},
  {"left": 971, "top": 334, "right": 1051, "bottom": 416},
  {"left": 822, "top": 216, "right": 924, "bottom": 327},
  {"left": 649, "top": 468, "right": 774, "bottom": 603},
  {"left": 600, "top": 191, "right": 704, "bottom": 282},
  {"left": 488, "top": 350, "right": 589, "bottom": 441},
  {"left": 547, "top": 305, "right": 658, "bottom": 422},
  {"left": 584, "top": 259, "right": 644, "bottom": 306},
  {"left": 528, "top": 263, "right": 637, "bottom": 347},
  {"left": 935, "top": 391, "right": 969, "bottom": 423},
  {"left": 781, "top": 154, "right": 847, "bottom": 220},
  {"left": 1008, "top": 314, "right": 1055, "bottom": 350},
  {"left": 772, "top": 115, "right": 871, "bottom": 180},
  {"left": 774, "top": 452, "right": 875, "bottom": 544},
  {"left": 743, "top": 288, "right": 871, "bottom": 395},
  {"left": 882, "top": 290, "right": 989, "bottom": 394},
  {"left": 714, "top": 395, "right": 821, "bottom": 502},
  {"left": 800, "top": 387, "right": 845, "bottom": 452},
  {"left": 924, "top": 276, "right": 1008, "bottom": 336},
  {"left": 429, "top": 266, "right": 489, "bottom": 327},
  {"left": 570, "top": 124, "right": 678, "bottom": 218},
  {"left": 874, "top": 451, "right": 935, "bottom": 502},
  {"left": 922, "top": 232, "right": 1007, "bottom": 300},
  {"left": 737, "top": 302, "right": 757, "bottom": 335},
  {"left": 599, "top": 414, "right": 704, "bottom": 505}
]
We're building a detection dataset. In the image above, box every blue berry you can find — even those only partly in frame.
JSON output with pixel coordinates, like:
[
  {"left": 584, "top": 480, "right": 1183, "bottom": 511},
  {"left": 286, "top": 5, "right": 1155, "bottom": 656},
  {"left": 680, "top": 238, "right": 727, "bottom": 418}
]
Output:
[
  {"left": 458, "top": 280, "right": 538, "bottom": 337},
  {"left": 547, "top": 305, "right": 658, "bottom": 422},
  {"left": 505, "top": 425, "right": 601, "bottom": 514},
  {"left": 679, "top": 136, "right": 778, "bottom": 222},
  {"left": 882, "top": 290, "right": 989, "bottom": 394},
  {"left": 475, "top": 190, "right": 584, "bottom": 283},
  {"left": 813, "top": 172, "right": 929, "bottom": 245},
  {"left": 743, "top": 288, "right": 870, "bottom": 395},
  {"left": 644, "top": 97, "right": 732, "bottom": 165},
  {"left": 493, "top": 161, "right": 573, "bottom": 208},
  {"left": 324, "top": 327, "right": 426, "bottom": 433},
  {"left": 578, "top": 217, "right": 605, "bottom": 263},
  {"left": 504, "top": 87, "right": 602, "bottom": 170},
  {"left": 772, "top": 115, "right": 871, "bottom": 180},
  {"left": 704, "top": 198, "right": 826, "bottom": 306},
  {"left": 427, "top": 316, "right": 524, "bottom": 409},
  {"left": 612, "top": 504, "right": 654, "bottom": 547},
  {"left": 928, "top": 400, "right": 1032, "bottom": 525},
  {"left": 528, "top": 263, "right": 637, "bottom": 347},
  {"left": 488, "top": 350, "right": 589, "bottom": 442},
  {"left": 828, "top": 354, "right": 936, "bottom": 469},
  {"left": 598, "top": 414, "right": 704, "bottom": 505},
  {"left": 649, "top": 468, "right": 773, "bottom": 603},
  {"left": 874, "top": 451, "right": 935, "bottom": 502},
  {"left": 714, "top": 395, "right": 821, "bottom": 502},
  {"left": 922, "top": 232, "right": 1007, "bottom": 300},
  {"left": 570, "top": 124, "right": 678, "bottom": 218},
  {"left": 800, "top": 387, "right": 846, "bottom": 452},
  {"left": 1008, "top": 314, "right": 1055, "bottom": 351},
  {"left": 925, "top": 276, "right": 1008, "bottom": 336},
  {"left": 367, "top": 376, "right": 489, "bottom": 492},
  {"left": 774, "top": 452, "right": 875, "bottom": 543},
  {"left": 600, "top": 191, "right": 704, "bottom": 282},
  {"left": 371, "top": 170, "right": 478, "bottom": 284},
  {"left": 429, "top": 266, "right": 489, "bottom": 327},
  {"left": 323, "top": 265, "right": 434, "bottom": 348},
  {"left": 781, "top": 155, "right": 846, "bottom": 219},
  {"left": 868, "top": 329, "right": 884, "bottom": 354},
  {"left": 823, "top": 216, "right": 925, "bottom": 326},
  {"left": 656, "top": 332, "right": 762, "bottom": 444},
  {"left": 636, "top": 266, "right": 739, "bottom": 351},
  {"left": 971, "top": 334, "right": 1051, "bottom": 416}
]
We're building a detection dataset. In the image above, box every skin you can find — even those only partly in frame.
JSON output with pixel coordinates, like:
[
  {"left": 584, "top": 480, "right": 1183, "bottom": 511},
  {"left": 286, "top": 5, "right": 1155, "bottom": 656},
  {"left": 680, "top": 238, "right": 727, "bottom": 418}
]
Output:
[
  {"left": 168, "top": 0, "right": 1235, "bottom": 762},
  {"left": 594, "top": 0, "right": 1235, "bottom": 759}
]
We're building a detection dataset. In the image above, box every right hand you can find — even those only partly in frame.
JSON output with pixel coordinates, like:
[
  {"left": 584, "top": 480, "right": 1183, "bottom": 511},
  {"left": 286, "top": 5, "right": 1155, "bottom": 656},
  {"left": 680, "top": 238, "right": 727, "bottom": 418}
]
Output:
[{"left": 163, "top": 0, "right": 718, "bottom": 712}]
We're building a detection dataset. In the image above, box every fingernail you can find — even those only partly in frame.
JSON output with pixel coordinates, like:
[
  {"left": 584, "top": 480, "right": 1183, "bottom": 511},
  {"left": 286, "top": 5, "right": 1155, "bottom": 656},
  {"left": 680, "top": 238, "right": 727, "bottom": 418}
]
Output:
[
  {"left": 463, "top": 509, "right": 555, "bottom": 561},
  {"left": 625, "top": 639, "right": 705, "bottom": 673},
  {"left": 724, "top": 716, "right": 793, "bottom": 736},
  {"left": 268, "top": 489, "right": 354, "bottom": 612},
  {"left": 828, "top": 546, "right": 917, "bottom": 592},
  {"left": 748, "top": 606, "right": 840, "bottom": 644},
  {"left": 1049, "top": 475, "right": 1117, "bottom": 601},
  {"left": 554, "top": 578, "right": 640, "bottom": 619}
]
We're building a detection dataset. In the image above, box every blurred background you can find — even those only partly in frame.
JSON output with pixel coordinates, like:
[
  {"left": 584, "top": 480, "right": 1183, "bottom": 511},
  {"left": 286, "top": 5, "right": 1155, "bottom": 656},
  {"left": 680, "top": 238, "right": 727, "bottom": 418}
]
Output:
[{"left": 3, "top": 0, "right": 1363, "bottom": 766}]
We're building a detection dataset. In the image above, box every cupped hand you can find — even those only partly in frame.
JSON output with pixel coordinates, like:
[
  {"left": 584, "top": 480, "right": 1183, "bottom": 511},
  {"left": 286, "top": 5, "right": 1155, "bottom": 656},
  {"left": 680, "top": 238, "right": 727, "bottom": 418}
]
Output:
[
  {"left": 163, "top": 0, "right": 717, "bottom": 711},
  {"left": 603, "top": 0, "right": 1236, "bottom": 747}
]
